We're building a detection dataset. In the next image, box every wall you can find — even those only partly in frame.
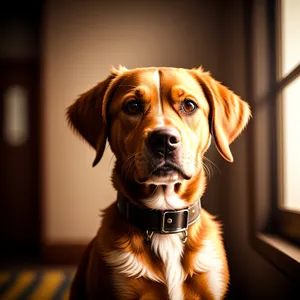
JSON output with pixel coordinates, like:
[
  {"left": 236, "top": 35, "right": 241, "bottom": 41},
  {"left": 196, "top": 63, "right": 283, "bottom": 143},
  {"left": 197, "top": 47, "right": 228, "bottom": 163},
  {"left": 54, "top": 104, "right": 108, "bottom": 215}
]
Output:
[{"left": 42, "top": 0, "right": 223, "bottom": 244}]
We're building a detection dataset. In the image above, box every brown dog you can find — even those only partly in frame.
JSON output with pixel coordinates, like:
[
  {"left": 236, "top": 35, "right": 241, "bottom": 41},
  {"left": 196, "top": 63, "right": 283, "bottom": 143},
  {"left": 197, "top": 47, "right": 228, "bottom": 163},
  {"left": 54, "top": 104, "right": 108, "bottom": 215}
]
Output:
[{"left": 67, "top": 66, "right": 251, "bottom": 300}]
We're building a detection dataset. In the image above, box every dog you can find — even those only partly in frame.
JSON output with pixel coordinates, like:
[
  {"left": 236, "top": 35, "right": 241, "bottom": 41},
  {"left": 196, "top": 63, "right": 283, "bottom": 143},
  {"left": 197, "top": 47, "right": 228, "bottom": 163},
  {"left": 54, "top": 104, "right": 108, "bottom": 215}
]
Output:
[{"left": 66, "top": 66, "right": 251, "bottom": 300}]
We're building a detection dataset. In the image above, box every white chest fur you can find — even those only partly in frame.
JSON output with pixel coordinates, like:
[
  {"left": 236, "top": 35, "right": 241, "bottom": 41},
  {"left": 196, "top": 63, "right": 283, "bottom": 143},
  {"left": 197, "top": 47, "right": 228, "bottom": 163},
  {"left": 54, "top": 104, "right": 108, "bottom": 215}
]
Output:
[
  {"left": 151, "top": 233, "right": 185, "bottom": 300},
  {"left": 104, "top": 235, "right": 224, "bottom": 300},
  {"left": 194, "top": 239, "right": 224, "bottom": 300},
  {"left": 144, "top": 184, "right": 188, "bottom": 210},
  {"left": 103, "top": 234, "right": 185, "bottom": 300},
  {"left": 144, "top": 184, "right": 186, "bottom": 299}
]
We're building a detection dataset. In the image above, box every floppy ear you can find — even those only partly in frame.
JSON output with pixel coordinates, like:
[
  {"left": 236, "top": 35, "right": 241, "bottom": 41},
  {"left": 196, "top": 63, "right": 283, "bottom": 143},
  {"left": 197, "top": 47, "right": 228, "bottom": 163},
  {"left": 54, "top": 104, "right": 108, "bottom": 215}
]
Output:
[
  {"left": 66, "top": 75, "right": 115, "bottom": 167},
  {"left": 192, "top": 67, "right": 251, "bottom": 162}
]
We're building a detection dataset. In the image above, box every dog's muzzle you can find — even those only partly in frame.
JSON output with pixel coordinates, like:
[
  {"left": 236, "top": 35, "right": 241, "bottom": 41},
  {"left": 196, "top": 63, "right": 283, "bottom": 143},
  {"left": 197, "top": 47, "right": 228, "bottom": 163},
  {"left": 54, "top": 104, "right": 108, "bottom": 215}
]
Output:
[{"left": 137, "top": 127, "right": 191, "bottom": 182}]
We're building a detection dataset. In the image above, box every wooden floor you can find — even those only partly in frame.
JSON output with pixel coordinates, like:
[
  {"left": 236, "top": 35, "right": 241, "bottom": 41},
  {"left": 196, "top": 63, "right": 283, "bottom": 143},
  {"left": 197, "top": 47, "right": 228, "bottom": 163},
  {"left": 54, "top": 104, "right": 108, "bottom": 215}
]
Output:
[{"left": 0, "top": 269, "right": 75, "bottom": 300}]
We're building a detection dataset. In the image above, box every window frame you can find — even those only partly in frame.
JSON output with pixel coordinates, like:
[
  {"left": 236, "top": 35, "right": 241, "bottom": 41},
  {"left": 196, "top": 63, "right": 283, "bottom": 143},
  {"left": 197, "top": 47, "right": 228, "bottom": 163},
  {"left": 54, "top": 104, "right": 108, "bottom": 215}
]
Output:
[
  {"left": 247, "top": 0, "right": 300, "bottom": 282},
  {"left": 275, "top": 0, "right": 300, "bottom": 244}
]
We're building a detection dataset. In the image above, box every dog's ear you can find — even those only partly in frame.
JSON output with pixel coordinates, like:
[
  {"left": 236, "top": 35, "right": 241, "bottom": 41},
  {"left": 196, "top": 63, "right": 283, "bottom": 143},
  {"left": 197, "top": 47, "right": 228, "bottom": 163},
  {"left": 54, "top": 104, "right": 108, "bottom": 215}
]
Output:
[
  {"left": 192, "top": 67, "right": 251, "bottom": 162},
  {"left": 66, "top": 74, "right": 115, "bottom": 167}
]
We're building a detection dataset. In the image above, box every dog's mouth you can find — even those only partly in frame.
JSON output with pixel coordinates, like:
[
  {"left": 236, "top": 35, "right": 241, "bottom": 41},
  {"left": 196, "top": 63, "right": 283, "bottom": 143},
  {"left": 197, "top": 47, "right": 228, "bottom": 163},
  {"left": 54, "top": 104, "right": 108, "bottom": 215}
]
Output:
[
  {"left": 152, "top": 162, "right": 185, "bottom": 177},
  {"left": 138, "top": 161, "right": 191, "bottom": 184}
]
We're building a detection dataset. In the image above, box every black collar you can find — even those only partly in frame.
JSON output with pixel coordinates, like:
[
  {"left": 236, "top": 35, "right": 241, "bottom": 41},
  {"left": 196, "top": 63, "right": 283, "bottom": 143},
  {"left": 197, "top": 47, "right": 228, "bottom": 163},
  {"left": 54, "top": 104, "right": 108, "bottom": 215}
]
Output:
[{"left": 117, "top": 193, "right": 201, "bottom": 235}]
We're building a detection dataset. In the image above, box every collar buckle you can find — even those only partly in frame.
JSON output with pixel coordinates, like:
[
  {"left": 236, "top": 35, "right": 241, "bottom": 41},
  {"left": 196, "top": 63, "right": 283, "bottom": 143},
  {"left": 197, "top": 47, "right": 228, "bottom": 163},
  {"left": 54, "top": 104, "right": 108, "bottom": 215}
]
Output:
[{"left": 161, "top": 209, "right": 189, "bottom": 234}]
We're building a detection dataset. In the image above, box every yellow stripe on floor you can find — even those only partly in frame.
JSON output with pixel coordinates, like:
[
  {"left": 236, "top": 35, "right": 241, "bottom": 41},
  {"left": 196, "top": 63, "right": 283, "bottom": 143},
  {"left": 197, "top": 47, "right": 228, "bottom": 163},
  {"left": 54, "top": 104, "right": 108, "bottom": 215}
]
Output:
[
  {"left": 62, "top": 271, "right": 75, "bottom": 300},
  {"left": 0, "top": 271, "right": 34, "bottom": 300},
  {"left": 61, "top": 287, "right": 71, "bottom": 300},
  {"left": 0, "top": 272, "right": 10, "bottom": 286},
  {"left": 28, "top": 271, "right": 64, "bottom": 300}
]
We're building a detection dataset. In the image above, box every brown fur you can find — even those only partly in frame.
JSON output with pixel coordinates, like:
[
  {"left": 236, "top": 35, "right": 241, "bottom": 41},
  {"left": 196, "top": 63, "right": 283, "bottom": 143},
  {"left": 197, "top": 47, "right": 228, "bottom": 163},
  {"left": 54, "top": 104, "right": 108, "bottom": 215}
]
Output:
[{"left": 67, "top": 66, "right": 251, "bottom": 299}]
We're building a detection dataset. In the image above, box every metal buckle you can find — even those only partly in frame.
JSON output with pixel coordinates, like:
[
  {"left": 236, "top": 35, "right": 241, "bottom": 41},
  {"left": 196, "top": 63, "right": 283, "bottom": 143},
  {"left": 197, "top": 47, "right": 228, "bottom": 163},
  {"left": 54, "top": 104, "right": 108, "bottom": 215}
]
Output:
[
  {"left": 182, "top": 230, "right": 188, "bottom": 243},
  {"left": 161, "top": 209, "right": 189, "bottom": 233},
  {"left": 145, "top": 230, "right": 154, "bottom": 244}
]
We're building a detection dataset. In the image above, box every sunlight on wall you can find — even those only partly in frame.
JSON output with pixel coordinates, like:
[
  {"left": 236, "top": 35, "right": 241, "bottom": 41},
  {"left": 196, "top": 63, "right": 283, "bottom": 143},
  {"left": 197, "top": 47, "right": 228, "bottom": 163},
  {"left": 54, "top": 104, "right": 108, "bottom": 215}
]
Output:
[
  {"left": 282, "top": 77, "right": 300, "bottom": 211},
  {"left": 281, "top": 0, "right": 300, "bottom": 76},
  {"left": 281, "top": 0, "right": 300, "bottom": 211}
]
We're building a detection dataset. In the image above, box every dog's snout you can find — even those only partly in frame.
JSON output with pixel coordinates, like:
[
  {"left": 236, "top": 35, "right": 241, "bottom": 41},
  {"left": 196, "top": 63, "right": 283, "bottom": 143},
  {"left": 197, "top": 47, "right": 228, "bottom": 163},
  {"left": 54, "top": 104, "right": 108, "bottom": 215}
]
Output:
[{"left": 147, "top": 128, "right": 181, "bottom": 155}]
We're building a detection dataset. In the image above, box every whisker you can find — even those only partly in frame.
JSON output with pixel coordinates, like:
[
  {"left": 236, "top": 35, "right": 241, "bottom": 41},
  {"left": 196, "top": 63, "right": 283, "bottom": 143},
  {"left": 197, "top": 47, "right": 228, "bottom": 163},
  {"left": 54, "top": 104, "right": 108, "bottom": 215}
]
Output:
[
  {"left": 127, "top": 159, "right": 136, "bottom": 177},
  {"left": 202, "top": 161, "right": 212, "bottom": 179},
  {"left": 203, "top": 156, "right": 221, "bottom": 174},
  {"left": 121, "top": 153, "right": 135, "bottom": 177},
  {"left": 123, "top": 153, "right": 135, "bottom": 165},
  {"left": 200, "top": 155, "right": 221, "bottom": 179},
  {"left": 121, "top": 151, "right": 144, "bottom": 178}
]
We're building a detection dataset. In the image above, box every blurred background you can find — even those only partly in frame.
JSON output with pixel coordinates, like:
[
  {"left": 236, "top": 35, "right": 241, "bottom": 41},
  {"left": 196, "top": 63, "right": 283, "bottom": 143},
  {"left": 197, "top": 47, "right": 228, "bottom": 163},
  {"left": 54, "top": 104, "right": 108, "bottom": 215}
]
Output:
[{"left": 0, "top": 0, "right": 299, "bottom": 299}]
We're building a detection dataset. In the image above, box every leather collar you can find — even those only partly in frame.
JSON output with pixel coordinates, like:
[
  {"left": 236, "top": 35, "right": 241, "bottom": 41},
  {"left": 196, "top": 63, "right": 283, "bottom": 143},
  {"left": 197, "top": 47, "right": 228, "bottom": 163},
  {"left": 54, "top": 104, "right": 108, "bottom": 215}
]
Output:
[{"left": 117, "top": 193, "right": 201, "bottom": 234}]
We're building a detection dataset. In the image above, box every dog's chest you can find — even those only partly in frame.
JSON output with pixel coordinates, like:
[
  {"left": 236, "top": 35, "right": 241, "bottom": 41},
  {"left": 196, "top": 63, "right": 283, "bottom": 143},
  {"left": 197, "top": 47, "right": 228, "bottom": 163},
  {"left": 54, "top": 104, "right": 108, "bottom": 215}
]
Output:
[
  {"left": 151, "top": 233, "right": 185, "bottom": 300},
  {"left": 104, "top": 234, "right": 224, "bottom": 300}
]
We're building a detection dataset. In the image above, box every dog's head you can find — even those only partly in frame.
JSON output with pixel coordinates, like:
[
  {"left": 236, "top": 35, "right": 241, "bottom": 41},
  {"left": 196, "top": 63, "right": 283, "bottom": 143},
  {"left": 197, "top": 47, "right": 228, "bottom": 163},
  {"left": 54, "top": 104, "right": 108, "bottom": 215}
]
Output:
[{"left": 67, "top": 66, "right": 250, "bottom": 205}]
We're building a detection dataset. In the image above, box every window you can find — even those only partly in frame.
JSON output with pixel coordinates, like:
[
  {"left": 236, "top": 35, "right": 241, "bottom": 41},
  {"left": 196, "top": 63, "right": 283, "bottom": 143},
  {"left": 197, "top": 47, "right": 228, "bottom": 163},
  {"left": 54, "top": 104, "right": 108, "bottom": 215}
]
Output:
[
  {"left": 276, "top": 0, "right": 300, "bottom": 244},
  {"left": 249, "top": 0, "right": 300, "bottom": 281}
]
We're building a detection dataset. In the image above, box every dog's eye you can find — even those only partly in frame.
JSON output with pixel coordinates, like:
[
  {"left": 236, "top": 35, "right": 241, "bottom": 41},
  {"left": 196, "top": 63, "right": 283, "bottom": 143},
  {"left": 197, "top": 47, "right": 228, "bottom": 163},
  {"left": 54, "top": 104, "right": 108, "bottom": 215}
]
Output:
[
  {"left": 181, "top": 99, "right": 198, "bottom": 114},
  {"left": 123, "top": 100, "right": 143, "bottom": 115}
]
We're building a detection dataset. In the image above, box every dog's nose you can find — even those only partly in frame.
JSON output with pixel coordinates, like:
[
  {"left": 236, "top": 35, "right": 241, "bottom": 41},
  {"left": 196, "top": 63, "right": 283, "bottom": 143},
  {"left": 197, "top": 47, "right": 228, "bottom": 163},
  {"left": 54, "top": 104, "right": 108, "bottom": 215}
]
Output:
[{"left": 147, "top": 128, "right": 181, "bottom": 155}]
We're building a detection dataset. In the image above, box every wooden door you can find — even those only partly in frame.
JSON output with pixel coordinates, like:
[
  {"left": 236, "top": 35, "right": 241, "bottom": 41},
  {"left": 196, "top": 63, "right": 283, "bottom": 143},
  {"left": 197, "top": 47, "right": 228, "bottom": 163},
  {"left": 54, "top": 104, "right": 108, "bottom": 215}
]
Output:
[{"left": 0, "top": 3, "right": 41, "bottom": 262}]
